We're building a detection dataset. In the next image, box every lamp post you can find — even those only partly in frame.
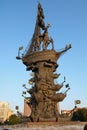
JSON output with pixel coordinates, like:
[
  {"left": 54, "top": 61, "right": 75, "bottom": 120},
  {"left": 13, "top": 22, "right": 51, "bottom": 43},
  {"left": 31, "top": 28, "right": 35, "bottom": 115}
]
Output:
[
  {"left": 74, "top": 100, "right": 81, "bottom": 107},
  {"left": 15, "top": 106, "right": 19, "bottom": 111},
  {"left": 15, "top": 106, "right": 19, "bottom": 116},
  {"left": 16, "top": 46, "right": 24, "bottom": 60}
]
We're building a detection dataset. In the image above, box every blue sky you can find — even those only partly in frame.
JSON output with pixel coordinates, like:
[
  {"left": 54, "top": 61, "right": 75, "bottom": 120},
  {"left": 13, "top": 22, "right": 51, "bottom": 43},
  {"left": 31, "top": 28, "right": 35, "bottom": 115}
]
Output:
[{"left": 0, "top": 0, "right": 87, "bottom": 113}]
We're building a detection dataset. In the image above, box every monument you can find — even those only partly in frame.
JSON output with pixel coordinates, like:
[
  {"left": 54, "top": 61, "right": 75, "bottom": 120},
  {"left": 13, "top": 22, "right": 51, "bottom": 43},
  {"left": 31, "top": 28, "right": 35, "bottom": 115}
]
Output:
[{"left": 16, "top": 3, "right": 71, "bottom": 122}]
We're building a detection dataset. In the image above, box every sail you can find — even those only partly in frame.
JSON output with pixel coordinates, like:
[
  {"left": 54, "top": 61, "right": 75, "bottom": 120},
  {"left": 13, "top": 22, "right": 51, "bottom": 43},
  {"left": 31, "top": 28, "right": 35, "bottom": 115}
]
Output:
[
  {"left": 24, "top": 3, "right": 45, "bottom": 55},
  {"left": 49, "top": 84, "right": 63, "bottom": 91}
]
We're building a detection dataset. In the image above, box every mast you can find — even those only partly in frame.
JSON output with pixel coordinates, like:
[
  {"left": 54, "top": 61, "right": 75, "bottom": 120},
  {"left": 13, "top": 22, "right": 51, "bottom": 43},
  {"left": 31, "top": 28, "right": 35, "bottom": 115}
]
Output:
[{"left": 25, "top": 3, "right": 45, "bottom": 55}]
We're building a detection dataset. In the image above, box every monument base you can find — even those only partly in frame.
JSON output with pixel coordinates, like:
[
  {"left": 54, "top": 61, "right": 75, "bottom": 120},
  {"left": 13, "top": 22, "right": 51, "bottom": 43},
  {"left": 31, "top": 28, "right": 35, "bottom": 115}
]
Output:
[{"left": 39, "top": 117, "right": 58, "bottom": 122}]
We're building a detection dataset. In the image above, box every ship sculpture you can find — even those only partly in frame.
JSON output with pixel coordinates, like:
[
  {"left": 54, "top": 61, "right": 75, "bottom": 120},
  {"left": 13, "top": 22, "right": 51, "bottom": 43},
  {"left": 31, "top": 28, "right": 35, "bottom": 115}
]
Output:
[{"left": 16, "top": 3, "right": 71, "bottom": 122}]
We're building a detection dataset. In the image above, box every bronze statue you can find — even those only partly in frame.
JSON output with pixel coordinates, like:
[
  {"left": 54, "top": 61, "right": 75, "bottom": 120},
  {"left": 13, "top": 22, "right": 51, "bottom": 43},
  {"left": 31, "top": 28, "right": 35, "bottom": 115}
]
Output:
[
  {"left": 35, "top": 23, "right": 54, "bottom": 50},
  {"left": 42, "top": 23, "right": 54, "bottom": 50},
  {"left": 16, "top": 3, "right": 71, "bottom": 122}
]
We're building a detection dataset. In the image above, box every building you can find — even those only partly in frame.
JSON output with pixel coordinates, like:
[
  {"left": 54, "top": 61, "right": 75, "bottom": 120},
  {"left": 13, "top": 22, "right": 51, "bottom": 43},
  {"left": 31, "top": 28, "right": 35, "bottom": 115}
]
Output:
[
  {"left": 61, "top": 106, "right": 83, "bottom": 117},
  {"left": 24, "top": 99, "right": 31, "bottom": 117},
  {"left": 0, "top": 101, "right": 13, "bottom": 123}
]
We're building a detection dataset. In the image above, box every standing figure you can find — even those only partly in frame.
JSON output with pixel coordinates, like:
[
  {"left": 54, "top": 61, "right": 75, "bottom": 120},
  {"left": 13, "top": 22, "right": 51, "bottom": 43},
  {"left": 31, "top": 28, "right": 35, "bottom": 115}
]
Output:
[{"left": 42, "top": 24, "right": 54, "bottom": 50}]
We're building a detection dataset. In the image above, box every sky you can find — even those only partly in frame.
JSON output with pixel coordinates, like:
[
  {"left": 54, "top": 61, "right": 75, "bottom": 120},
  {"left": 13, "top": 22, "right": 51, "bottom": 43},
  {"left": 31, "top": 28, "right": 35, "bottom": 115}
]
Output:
[{"left": 0, "top": 0, "right": 87, "bottom": 114}]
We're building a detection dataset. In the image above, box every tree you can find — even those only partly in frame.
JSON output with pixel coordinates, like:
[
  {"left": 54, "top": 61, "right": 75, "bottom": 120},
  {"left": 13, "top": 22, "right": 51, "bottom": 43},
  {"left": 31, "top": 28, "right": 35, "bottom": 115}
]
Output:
[
  {"left": 71, "top": 108, "right": 87, "bottom": 121},
  {"left": 5, "top": 114, "right": 20, "bottom": 125}
]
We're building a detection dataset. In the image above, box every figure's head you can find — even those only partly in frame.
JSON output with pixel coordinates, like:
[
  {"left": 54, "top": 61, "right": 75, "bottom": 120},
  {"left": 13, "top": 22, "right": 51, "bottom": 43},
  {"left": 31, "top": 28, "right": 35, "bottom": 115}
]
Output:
[{"left": 47, "top": 23, "right": 51, "bottom": 28}]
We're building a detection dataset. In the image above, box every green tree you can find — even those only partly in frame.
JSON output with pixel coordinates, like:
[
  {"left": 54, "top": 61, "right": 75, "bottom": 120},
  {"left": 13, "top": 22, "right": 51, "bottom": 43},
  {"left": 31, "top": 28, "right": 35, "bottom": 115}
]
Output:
[
  {"left": 71, "top": 108, "right": 87, "bottom": 121},
  {"left": 5, "top": 114, "right": 21, "bottom": 125}
]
